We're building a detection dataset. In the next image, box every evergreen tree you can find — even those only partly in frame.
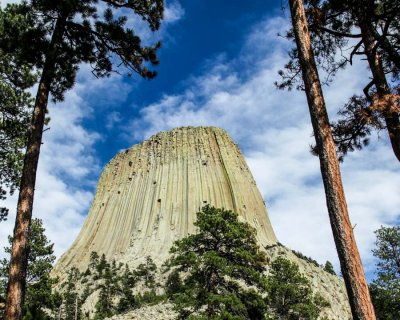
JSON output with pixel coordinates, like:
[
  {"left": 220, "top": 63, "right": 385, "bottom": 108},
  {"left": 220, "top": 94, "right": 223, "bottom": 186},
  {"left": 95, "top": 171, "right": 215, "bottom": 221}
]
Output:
[
  {"left": 94, "top": 258, "right": 119, "bottom": 319},
  {"left": 287, "top": 0, "right": 376, "bottom": 318},
  {"left": 0, "top": 4, "right": 37, "bottom": 222},
  {"left": 96, "top": 254, "right": 108, "bottom": 277},
  {"left": 266, "top": 257, "right": 329, "bottom": 320},
  {"left": 0, "top": 219, "right": 56, "bottom": 319},
  {"left": 135, "top": 256, "right": 157, "bottom": 288},
  {"left": 165, "top": 269, "right": 183, "bottom": 300},
  {"left": 278, "top": 0, "right": 400, "bottom": 162},
  {"left": 166, "top": 205, "right": 268, "bottom": 320},
  {"left": 369, "top": 226, "right": 400, "bottom": 319},
  {"left": 116, "top": 264, "right": 139, "bottom": 313},
  {"left": 89, "top": 252, "right": 99, "bottom": 271},
  {"left": 2, "top": 1, "right": 164, "bottom": 319},
  {"left": 62, "top": 268, "right": 82, "bottom": 320},
  {"left": 323, "top": 261, "right": 336, "bottom": 275}
]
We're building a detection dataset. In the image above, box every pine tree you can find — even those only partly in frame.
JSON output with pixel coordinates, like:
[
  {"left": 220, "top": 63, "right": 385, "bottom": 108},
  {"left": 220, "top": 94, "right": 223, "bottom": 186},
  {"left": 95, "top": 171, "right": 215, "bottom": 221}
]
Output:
[
  {"left": 2, "top": 1, "right": 164, "bottom": 319},
  {"left": 116, "top": 265, "right": 139, "bottom": 313},
  {"left": 266, "top": 257, "right": 330, "bottom": 320},
  {"left": 166, "top": 205, "right": 268, "bottom": 319},
  {"left": 0, "top": 219, "right": 56, "bottom": 319},
  {"left": 0, "top": 4, "right": 37, "bottom": 222},
  {"left": 323, "top": 261, "right": 336, "bottom": 275},
  {"left": 62, "top": 268, "right": 82, "bottom": 320},
  {"left": 369, "top": 226, "right": 400, "bottom": 319},
  {"left": 287, "top": 0, "right": 375, "bottom": 318},
  {"left": 278, "top": 0, "right": 400, "bottom": 162},
  {"left": 135, "top": 256, "right": 157, "bottom": 288},
  {"left": 89, "top": 252, "right": 99, "bottom": 271},
  {"left": 94, "top": 260, "right": 119, "bottom": 320}
]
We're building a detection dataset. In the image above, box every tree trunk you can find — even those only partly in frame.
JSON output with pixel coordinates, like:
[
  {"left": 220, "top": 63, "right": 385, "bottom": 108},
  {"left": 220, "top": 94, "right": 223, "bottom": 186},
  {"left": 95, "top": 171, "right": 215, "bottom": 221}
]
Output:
[
  {"left": 356, "top": 7, "right": 400, "bottom": 162},
  {"left": 288, "top": 1, "right": 376, "bottom": 319},
  {"left": 4, "top": 16, "right": 67, "bottom": 320},
  {"left": 74, "top": 296, "right": 78, "bottom": 320}
]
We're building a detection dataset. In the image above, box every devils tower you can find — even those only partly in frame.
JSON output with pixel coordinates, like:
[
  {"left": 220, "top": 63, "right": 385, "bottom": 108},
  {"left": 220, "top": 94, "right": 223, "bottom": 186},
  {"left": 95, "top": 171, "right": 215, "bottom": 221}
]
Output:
[
  {"left": 55, "top": 126, "right": 277, "bottom": 274},
  {"left": 53, "top": 126, "right": 351, "bottom": 319}
]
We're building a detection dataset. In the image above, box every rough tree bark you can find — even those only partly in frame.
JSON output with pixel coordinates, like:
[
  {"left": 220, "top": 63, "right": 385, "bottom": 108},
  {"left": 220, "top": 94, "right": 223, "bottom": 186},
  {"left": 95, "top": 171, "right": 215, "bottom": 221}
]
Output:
[
  {"left": 4, "top": 15, "right": 68, "bottom": 320},
  {"left": 288, "top": 0, "right": 376, "bottom": 319}
]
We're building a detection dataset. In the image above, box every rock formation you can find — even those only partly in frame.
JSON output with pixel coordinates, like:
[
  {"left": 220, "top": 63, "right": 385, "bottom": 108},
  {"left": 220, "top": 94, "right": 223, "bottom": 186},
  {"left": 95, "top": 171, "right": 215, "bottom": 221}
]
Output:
[
  {"left": 54, "top": 126, "right": 277, "bottom": 275},
  {"left": 53, "top": 126, "right": 351, "bottom": 319}
]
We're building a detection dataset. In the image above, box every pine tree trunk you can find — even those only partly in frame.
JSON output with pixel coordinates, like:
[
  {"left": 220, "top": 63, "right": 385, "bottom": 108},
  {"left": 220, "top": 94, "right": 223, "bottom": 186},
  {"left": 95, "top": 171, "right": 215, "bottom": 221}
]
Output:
[
  {"left": 288, "top": 1, "right": 376, "bottom": 319},
  {"left": 74, "top": 296, "right": 78, "bottom": 320},
  {"left": 4, "top": 16, "right": 67, "bottom": 320},
  {"left": 356, "top": 7, "right": 400, "bottom": 162}
]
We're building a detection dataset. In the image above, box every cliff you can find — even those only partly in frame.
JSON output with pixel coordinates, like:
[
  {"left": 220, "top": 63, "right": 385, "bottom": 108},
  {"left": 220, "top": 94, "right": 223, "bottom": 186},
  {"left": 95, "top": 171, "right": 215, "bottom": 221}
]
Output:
[{"left": 54, "top": 126, "right": 277, "bottom": 275}]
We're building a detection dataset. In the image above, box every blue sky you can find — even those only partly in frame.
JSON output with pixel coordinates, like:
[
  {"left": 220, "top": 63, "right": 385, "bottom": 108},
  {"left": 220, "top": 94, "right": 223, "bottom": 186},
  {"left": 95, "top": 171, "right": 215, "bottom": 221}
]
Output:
[{"left": 1, "top": 0, "right": 399, "bottom": 282}]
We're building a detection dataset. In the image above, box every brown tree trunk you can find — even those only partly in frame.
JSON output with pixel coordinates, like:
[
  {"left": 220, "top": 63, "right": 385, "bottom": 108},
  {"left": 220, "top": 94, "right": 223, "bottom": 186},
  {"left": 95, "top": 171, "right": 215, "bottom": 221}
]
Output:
[
  {"left": 356, "top": 7, "right": 400, "bottom": 162},
  {"left": 288, "top": 1, "right": 376, "bottom": 319},
  {"left": 4, "top": 16, "right": 67, "bottom": 320}
]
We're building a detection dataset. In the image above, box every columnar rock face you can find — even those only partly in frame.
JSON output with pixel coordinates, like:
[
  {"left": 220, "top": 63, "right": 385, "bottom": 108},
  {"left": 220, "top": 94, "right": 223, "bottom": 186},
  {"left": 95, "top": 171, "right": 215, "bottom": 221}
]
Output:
[{"left": 54, "top": 126, "right": 277, "bottom": 274}]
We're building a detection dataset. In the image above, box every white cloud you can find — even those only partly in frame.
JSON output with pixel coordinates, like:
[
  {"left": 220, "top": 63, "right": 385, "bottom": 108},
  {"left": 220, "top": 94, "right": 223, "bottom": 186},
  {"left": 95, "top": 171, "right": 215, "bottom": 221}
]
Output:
[
  {"left": 164, "top": 0, "right": 185, "bottom": 23},
  {"left": 123, "top": 15, "right": 400, "bottom": 277},
  {"left": 0, "top": 70, "right": 130, "bottom": 259}
]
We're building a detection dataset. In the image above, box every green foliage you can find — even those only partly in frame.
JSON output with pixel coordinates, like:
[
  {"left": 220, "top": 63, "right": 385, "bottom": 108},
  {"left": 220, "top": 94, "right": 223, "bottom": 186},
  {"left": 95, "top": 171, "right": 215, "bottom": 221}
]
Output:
[
  {"left": 57, "top": 251, "right": 163, "bottom": 318},
  {"left": 94, "top": 257, "right": 121, "bottom": 319},
  {"left": 96, "top": 253, "right": 108, "bottom": 276},
  {"left": 0, "top": 0, "right": 164, "bottom": 103},
  {"left": 290, "top": 249, "right": 320, "bottom": 268},
  {"left": 63, "top": 268, "right": 82, "bottom": 320},
  {"left": 277, "top": 0, "right": 400, "bottom": 160},
  {"left": 0, "top": 219, "right": 57, "bottom": 318},
  {"left": 89, "top": 251, "right": 100, "bottom": 270},
  {"left": 369, "top": 225, "right": 400, "bottom": 320},
  {"left": 165, "top": 269, "right": 184, "bottom": 299},
  {"left": 166, "top": 205, "right": 268, "bottom": 319},
  {"left": 137, "top": 290, "right": 165, "bottom": 306},
  {"left": 116, "top": 265, "right": 139, "bottom": 313},
  {"left": 135, "top": 256, "right": 158, "bottom": 288},
  {"left": 323, "top": 261, "right": 336, "bottom": 275},
  {"left": 0, "top": 4, "right": 37, "bottom": 222},
  {"left": 266, "top": 257, "right": 330, "bottom": 320}
]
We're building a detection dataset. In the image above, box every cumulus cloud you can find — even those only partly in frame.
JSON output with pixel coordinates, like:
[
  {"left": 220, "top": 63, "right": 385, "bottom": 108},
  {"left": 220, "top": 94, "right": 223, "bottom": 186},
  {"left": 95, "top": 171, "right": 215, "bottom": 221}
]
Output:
[{"left": 164, "top": 0, "right": 185, "bottom": 23}]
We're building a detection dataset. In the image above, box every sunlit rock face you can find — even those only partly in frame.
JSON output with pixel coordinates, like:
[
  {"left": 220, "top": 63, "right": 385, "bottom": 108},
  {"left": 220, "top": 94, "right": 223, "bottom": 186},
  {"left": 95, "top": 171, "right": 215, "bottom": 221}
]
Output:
[{"left": 54, "top": 126, "right": 277, "bottom": 274}]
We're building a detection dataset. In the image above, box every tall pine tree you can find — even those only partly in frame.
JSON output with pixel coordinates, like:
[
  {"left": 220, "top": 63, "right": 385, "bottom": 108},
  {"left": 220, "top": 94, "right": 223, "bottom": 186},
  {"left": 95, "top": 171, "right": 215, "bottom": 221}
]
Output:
[
  {"left": 0, "top": 4, "right": 37, "bottom": 222},
  {"left": 1, "top": 1, "right": 164, "bottom": 319},
  {"left": 278, "top": 0, "right": 400, "bottom": 162},
  {"left": 287, "top": 0, "right": 375, "bottom": 318}
]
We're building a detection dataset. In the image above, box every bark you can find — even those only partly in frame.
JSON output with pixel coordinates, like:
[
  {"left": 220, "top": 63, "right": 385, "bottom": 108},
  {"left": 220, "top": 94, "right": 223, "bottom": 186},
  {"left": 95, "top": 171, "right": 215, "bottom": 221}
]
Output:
[
  {"left": 74, "top": 297, "right": 78, "bottom": 320},
  {"left": 288, "top": 1, "right": 376, "bottom": 319},
  {"left": 4, "top": 16, "right": 68, "bottom": 320},
  {"left": 356, "top": 8, "right": 400, "bottom": 162}
]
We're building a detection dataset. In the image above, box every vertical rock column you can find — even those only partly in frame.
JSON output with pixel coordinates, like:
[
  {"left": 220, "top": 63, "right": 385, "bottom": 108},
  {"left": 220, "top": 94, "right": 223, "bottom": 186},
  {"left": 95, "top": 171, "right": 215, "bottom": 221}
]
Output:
[{"left": 54, "top": 126, "right": 277, "bottom": 274}]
